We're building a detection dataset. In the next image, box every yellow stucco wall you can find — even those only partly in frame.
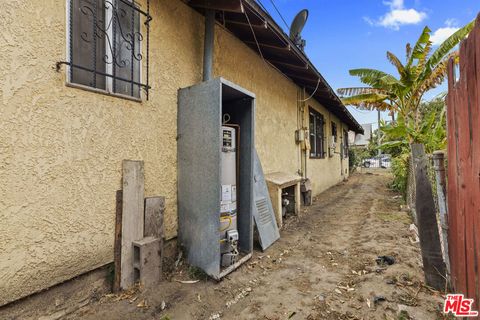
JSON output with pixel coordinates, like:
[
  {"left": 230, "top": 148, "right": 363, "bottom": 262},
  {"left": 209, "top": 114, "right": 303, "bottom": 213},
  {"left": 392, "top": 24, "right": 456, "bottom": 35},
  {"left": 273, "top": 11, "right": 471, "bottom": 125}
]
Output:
[
  {"left": 214, "top": 28, "right": 350, "bottom": 195},
  {"left": 0, "top": 0, "right": 352, "bottom": 305},
  {"left": 0, "top": 0, "right": 205, "bottom": 305},
  {"left": 307, "top": 101, "right": 350, "bottom": 195},
  {"left": 214, "top": 27, "right": 300, "bottom": 176}
]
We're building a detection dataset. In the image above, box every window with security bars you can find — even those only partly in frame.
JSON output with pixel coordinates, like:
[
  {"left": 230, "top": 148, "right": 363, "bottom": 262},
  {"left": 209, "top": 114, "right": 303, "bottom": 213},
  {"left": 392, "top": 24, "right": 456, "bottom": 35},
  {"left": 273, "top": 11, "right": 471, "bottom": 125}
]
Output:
[
  {"left": 331, "top": 122, "right": 337, "bottom": 143},
  {"left": 343, "top": 129, "right": 349, "bottom": 158},
  {"left": 66, "top": 0, "right": 151, "bottom": 99},
  {"left": 309, "top": 108, "right": 325, "bottom": 159}
]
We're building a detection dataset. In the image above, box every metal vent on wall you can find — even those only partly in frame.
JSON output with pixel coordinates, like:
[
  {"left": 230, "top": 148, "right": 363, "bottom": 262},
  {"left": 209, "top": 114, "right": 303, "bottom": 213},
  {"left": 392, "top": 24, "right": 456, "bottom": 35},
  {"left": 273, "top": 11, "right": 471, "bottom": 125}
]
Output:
[
  {"left": 255, "top": 197, "right": 273, "bottom": 225},
  {"left": 253, "top": 150, "right": 280, "bottom": 250}
]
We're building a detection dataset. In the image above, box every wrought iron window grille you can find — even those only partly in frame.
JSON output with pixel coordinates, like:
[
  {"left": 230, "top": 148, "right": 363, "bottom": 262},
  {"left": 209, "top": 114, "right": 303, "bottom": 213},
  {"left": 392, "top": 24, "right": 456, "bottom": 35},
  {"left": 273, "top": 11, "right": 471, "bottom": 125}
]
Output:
[
  {"left": 309, "top": 107, "right": 326, "bottom": 159},
  {"left": 57, "top": 0, "right": 152, "bottom": 100}
]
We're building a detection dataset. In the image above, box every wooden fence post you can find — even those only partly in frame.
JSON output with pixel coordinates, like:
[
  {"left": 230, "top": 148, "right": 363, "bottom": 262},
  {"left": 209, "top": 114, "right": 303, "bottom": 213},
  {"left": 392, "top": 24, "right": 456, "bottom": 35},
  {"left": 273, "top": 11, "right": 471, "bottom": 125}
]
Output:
[
  {"left": 411, "top": 144, "right": 446, "bottom": 290},
  {"left": 432, "top": 151, "right": 451, "bottom": 282},
  {"left": 406, "top": 155, "right": 417, "bottom": 225}
]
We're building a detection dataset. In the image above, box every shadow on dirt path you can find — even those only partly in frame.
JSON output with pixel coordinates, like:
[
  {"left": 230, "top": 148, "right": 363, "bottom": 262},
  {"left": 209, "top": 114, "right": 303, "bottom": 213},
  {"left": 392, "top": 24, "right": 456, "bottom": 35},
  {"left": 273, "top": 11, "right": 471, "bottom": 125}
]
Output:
[{"left": 70, "top": 171, "right": 447, "bottom": 320}]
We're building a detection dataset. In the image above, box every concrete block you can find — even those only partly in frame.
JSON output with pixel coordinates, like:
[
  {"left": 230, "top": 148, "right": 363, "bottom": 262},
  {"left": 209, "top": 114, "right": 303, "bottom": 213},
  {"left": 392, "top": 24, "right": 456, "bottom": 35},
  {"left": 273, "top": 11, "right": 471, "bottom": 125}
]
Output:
[{"left": 132, "top": 237, "right": 161, "bottom": 287}]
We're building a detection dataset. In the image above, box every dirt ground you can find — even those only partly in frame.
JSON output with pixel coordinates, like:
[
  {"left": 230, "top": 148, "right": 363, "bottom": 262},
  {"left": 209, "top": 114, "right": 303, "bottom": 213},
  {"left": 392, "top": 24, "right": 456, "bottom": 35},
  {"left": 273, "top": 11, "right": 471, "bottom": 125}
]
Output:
[{"left": 69, "top": 171, "right": 447, "bottom": 320}]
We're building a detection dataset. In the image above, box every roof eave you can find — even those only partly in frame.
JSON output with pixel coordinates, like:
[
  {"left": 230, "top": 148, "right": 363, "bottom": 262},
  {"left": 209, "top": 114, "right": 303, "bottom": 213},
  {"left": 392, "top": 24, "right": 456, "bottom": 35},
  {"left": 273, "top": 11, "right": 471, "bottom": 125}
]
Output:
[{"left": 185, "top": 0, "right": 364, "bottom": 133}]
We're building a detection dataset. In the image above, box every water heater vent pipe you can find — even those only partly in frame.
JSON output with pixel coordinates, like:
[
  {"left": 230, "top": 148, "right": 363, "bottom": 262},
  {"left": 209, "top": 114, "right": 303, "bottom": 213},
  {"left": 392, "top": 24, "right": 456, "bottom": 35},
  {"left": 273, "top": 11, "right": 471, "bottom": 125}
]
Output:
[{"left": 203, "top": 10, "right": 215, "bottom": 81}]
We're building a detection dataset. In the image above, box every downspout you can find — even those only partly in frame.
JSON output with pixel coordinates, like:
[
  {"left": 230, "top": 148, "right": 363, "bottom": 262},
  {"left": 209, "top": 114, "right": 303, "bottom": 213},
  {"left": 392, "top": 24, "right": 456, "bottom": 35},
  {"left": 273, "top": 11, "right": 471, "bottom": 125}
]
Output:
[
  {"left": 203, "top": 10, "right": 215, "bottom": 81},
  {"left": 340, "top": 123, "right": 344, "bottom": 177},
  {"left": 297, "top": 86, "right": 307, "bottom": 178},
  {"left": 297, "top": 88, "right": 302, "bottom": 176},
  {"left": 302, "top": 87, "right": 308, "bottom": 179}
]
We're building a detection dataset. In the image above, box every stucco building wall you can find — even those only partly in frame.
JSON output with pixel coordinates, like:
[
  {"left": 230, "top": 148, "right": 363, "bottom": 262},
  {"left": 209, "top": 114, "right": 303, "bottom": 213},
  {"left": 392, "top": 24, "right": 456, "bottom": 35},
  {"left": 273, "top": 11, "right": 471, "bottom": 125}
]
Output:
[
  {"left": 0, "top": 0, "right": 203, "bottom": 306},
  {"left": 215, "top": 28, "right": 350, "bottom": 195},
  {"left": 307, "top": 101, "right": 350, "bottom": 195},
  {"left": 214, "top": 27, "right": 300, "bottom": 176},
  {"left": 0, "top": 0, "right": 352, "bottom": 305}
]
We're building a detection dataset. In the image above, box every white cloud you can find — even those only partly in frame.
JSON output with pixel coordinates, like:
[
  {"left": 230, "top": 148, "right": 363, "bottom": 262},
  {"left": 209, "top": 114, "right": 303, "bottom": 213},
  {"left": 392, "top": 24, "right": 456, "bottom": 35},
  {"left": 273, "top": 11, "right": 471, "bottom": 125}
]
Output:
[
  {"left": 365, "top": 0, "right": 427, "bottom": 30},
  {"left": 379, "top": 9, "right": 427, "bottom": 29},
  {"left": 445, "top": 18, "right": 459, "bottom": 27},
  {"left": 431, "top": 19, "right": 460, "bottom": 45},
  {"left": 363, "top": 16, "right": 375, "bottom": 26},
  {"left": 384, "top": 0, "right": 405, "bottom": 10}
]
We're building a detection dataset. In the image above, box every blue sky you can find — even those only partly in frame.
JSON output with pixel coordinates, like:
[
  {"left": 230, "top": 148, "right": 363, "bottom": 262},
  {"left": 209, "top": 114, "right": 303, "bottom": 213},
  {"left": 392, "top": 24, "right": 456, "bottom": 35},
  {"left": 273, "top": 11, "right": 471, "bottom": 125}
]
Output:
[{"left": 258, "top": 0, "right": 479, "bottom": 129}]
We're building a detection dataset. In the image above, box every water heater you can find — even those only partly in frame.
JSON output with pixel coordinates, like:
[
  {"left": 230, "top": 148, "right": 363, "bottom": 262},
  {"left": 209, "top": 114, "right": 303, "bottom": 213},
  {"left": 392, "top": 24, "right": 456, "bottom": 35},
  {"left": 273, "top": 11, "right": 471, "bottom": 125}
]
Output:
[{"left": 220, "top": 126, "right": 239, "bottom": 267}]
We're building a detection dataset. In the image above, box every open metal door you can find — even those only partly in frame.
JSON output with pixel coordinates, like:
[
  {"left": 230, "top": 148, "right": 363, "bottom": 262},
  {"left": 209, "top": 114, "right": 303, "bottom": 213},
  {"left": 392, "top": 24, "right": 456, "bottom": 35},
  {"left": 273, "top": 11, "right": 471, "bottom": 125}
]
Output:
[{"left": 253, "top": 149, "right": 280, "bottom": 250}]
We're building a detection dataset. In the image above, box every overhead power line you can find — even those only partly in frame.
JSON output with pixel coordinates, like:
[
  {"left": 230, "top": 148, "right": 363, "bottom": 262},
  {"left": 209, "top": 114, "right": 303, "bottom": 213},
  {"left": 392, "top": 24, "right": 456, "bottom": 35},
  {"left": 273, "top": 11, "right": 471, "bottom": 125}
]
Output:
[{"left": 257, "top": 0, "right": 290, "bottom": 31}]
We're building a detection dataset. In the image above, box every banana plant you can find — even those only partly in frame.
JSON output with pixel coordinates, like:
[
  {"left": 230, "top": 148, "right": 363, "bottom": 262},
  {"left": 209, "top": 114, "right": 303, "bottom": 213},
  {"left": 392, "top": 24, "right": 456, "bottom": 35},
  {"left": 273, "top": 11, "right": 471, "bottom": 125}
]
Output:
[
  {"left": 337, "top": 20, "right": 474, "bottom": 143},
  {"left": 379, "top": 98, "right": 447, "bottom": 154}
]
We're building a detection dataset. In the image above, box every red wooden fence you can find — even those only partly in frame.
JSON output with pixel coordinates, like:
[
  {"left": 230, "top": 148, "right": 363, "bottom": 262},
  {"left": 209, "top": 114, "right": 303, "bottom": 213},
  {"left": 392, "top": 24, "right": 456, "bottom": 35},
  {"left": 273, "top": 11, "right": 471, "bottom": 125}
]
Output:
[{"left": 446, "top": 14, "right": 480, "bottom": 315}]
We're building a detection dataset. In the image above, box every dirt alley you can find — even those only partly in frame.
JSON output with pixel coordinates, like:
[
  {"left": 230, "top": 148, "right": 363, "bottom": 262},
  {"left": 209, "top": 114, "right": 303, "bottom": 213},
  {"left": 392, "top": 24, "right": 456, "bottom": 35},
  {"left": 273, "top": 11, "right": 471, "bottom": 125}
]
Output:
[{"left": 70, "top": 171, "right": 447, "bottom": 320}]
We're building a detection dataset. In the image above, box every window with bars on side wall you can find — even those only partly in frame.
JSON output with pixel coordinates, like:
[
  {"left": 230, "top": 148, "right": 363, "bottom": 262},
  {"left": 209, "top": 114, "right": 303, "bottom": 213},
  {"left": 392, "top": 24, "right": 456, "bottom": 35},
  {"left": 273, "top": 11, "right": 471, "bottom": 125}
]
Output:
[
  {"left": 309, "top": 107, "right": 325, "bottom": 159},
  {"left": 343, "top": 129, "right": 349, "bottom": 158},
  {"left": 66, "top": 0, "right": 151, "bottom": 99}
]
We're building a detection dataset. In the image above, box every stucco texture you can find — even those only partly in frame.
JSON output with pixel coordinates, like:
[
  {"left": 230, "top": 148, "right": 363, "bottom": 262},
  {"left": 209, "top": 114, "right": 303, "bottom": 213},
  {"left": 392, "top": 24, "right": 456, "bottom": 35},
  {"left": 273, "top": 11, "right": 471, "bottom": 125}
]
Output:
[
  {"left": 0, "top": 0, "right": 352, "bottom": 305},
  {"left": 214, "top": 27, "right": 349, "bottom": 195},
  {"left": 307, "top": 101, "right": 350, "bottom": 195},
  {"left": 214, "top": 28, "right": 300, "bottom": 176},
  {"left": 0, "top": 0, "right": 203, "bottom": 305}
]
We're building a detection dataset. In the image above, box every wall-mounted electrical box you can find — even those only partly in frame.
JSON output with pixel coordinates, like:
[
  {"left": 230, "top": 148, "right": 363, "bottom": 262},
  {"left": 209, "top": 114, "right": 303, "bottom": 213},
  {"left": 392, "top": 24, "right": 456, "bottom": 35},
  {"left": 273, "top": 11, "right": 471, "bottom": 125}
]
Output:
[
  {"left": 330, "top": 136, "right": 337, "bottom": 150},
  {"left": 329, "top": 136, "right": 336, "bottom": 158},
  {"left": 295, "top": 128, "right": 306, "bottom": 143},
  {"left": 177, "top": 78, "right": 255, "bottom": 279}
]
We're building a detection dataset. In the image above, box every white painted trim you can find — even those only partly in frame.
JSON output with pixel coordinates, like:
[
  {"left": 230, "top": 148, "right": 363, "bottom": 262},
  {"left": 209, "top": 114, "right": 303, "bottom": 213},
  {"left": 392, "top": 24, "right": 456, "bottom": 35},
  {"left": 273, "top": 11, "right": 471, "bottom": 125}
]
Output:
[{"left": 67, "top": 82, "right": 142, "bottom": 102}]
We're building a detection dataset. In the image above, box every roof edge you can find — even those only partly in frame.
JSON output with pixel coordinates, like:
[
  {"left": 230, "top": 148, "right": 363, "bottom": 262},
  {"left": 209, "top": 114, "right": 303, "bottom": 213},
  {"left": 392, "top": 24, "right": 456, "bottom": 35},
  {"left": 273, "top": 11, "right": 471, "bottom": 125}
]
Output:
[{"left": 243, "top": 1, "right": 363, "bottom": 133}]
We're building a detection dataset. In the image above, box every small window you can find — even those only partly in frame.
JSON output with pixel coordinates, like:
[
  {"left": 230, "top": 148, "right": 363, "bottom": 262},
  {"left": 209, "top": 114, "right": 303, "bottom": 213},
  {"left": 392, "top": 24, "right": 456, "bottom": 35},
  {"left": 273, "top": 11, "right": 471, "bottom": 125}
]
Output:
[
  {"left": 67, "top": 0, "right": 151, "bottom": 99},
  {"left": 343, "top": 129, "right": 349, "bottom": 158},
  {"left": 309, "top": 108, "right": 325, "bottom": 159},
  {"left": 331, "top": 122, "right": 337, "bottom": 143}
]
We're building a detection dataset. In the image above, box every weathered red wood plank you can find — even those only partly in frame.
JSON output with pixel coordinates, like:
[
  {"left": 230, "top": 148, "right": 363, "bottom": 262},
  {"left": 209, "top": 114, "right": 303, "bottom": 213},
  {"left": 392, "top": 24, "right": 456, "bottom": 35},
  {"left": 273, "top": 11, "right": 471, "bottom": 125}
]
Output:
[
  {"left": 469, "top": 16, "right": 480, "bottom": 310},
  {"left": 456, "top": 39, "right": 469, "bottom": 295},
  {"left": 463, "top": 33, "right": 477, "bottom": 303},
  {"left": 446, "top": 57, "right": 460, "bottom": 289},
  {"left": 446, "top": 15, "right": 480, "bottom": 316}
]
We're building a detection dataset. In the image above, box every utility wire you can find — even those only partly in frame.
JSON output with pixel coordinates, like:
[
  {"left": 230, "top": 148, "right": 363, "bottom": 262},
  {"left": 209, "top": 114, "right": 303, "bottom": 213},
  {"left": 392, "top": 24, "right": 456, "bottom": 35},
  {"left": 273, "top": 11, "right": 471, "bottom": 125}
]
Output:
[
  {"left": 248, "top": 0, "right": 318, "bottom": 103},
  {"left": 256, "top": 0, "right": 269, "bottom": 15},
  {"left": 267, "top": 0, "right": 290, "bottom": 31},
  {"left": 242, "top": 1, "right": 264, "bottom": 61},
  {"left": 298, "top": 78, "right": 321, "bottom": 102},
  {"left": 240, "top": 0, "right": 300, "bottom": 83}
]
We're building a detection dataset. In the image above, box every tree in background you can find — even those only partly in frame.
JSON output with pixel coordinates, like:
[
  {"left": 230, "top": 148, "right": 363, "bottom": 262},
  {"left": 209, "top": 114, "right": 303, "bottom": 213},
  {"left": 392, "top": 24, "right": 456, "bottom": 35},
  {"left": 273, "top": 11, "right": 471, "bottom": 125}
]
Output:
[
  {"left": 380, "top": 96, "right": 446, "bottom": 195},
  {"left": 337, "top": 20, "right": 473, "bottom": 196},
  {"left": 337, "top": 21, "right": 474, "bottom": 145},
  {"left": 380, "top": 95, "right": 447, "bottom": 155}
]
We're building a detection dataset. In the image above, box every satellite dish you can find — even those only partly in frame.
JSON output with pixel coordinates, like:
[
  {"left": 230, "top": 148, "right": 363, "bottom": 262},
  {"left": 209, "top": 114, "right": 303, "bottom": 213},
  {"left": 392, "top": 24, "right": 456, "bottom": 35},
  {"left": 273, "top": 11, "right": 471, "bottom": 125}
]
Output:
[{"left": 289, "top": 9, "right": 308, "bottom": 51}]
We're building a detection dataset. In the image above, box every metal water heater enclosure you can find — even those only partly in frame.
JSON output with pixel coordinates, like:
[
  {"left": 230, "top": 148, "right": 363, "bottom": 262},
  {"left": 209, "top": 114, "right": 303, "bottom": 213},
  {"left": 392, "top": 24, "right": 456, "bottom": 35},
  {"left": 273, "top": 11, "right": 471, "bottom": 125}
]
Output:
[{"left": 177, "top": 78, "right": 255, "bottom": 279}]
